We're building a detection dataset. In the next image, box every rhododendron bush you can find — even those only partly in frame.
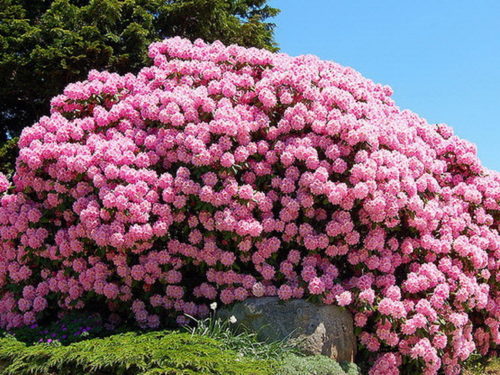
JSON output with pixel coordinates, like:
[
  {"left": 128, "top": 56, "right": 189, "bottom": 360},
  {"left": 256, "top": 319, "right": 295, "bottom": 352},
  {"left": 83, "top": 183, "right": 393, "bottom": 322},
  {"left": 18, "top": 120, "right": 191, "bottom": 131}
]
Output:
[{"left": 0, "top": 37, "right": 499, "bottom": 374}]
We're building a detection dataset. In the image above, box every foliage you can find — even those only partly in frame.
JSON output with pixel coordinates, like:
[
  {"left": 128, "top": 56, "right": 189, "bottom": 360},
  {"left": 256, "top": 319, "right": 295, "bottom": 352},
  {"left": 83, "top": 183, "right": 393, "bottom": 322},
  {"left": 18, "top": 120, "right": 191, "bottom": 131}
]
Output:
[
  {"left": 463, "top": 354, "right": 500, "bottom": 375},
  {"left": 6, "top": 311, "right": 105, "bottom": 345},
  {"left": 0, "top": 312, "right": 359, "bottom": 375},
  {"left": 0, "top": 0, "right": 279, "bottom": 141},
  {"left": 185, "top": 308, "right": 298, "bottom": 361},
  {"left": 276, "top": 354, "right": 360, "bottom": 375},
  {"left": 0, "top": 330, "right": 276, "bottom": 375},
  {"left": 0, "top": 138, "right": 17, "bottom": 177},
  {"left": 0, "top": 37, "right": 499, "bottom": 375}
]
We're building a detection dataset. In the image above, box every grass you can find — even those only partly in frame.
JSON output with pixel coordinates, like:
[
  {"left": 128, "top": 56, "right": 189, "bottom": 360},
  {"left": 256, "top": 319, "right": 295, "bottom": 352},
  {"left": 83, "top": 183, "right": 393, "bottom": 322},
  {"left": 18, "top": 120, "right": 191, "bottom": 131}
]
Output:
[
  {"left": 464, "top": 355, "right": 500, "bottom": 375},
  {"left": 184, "top": 312, "right": 299, "bottom": 361}
]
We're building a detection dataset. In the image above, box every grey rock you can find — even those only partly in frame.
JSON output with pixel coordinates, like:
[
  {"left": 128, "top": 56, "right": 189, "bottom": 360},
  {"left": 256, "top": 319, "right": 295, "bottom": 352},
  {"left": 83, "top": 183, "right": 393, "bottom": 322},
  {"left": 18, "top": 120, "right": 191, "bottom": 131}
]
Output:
[{"left": 218, "top": 297, "right": 356, "bottom": 362}]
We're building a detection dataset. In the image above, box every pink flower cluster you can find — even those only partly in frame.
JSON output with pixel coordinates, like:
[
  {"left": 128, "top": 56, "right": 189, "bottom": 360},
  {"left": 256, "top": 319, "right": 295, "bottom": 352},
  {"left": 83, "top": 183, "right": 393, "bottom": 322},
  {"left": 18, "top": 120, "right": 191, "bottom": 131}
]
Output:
[
  {"left": 0, "top": 37, "right": 498, "bottom": 374},
  {"left": 0, "top": 174, "right": 8, "bottom": 193}
]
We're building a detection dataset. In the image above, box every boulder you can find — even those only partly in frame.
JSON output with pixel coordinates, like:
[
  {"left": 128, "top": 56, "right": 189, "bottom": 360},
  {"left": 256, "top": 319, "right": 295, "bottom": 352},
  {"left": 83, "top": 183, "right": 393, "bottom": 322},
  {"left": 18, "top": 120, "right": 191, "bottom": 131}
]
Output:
[{"left": 218, "top": 297, "right": 356, "bottom": 362}]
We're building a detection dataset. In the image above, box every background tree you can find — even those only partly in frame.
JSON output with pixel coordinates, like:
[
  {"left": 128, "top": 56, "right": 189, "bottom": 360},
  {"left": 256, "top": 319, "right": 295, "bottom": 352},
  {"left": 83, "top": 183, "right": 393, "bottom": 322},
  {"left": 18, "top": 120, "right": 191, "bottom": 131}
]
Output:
[
  {"left": 0, "top": 138, "right": 17, "bottom": 178},
  {"left": 0, "top": 0, "right": 279, "bottom": 174}
]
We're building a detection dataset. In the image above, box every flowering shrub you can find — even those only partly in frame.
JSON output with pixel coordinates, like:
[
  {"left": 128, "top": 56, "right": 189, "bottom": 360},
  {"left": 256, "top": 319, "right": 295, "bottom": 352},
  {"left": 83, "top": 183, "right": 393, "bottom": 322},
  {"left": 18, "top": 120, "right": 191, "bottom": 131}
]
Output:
[
  {"left": 0, "top": 37, "right": 498, "bottom": 374},
  {"left": 0, "top": 173, "right": 9, "bottom": 193}
]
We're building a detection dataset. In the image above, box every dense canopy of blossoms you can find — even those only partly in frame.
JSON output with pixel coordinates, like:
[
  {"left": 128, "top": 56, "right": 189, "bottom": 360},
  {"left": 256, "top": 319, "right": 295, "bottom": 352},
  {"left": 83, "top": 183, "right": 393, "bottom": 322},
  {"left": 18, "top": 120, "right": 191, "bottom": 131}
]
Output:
[{"left": 0, "top": 37, "right": 498, "bottom": 375}]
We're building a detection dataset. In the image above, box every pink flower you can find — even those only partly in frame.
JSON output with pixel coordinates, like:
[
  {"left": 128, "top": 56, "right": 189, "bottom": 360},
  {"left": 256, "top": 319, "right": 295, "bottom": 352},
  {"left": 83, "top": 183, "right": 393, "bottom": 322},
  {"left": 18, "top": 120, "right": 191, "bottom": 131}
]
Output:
[
  {"left": 359, "top": 288, "right": 375, "bottom": 305},
  {"left": 336, "top": 291, "right": 352, "bottom": 306},
  {"left": 354, "top": 313, "right": 368, "bottom": 327},
  {"left": 277, "top": 284, "right": 293, "bottom": 300},
  {"left": 32, "top": 297, "right": 47, "bottom": 312},
  {"left": 308, "top": 277, "right": 325, "bottom": 295},
  {"left": 369, "top": 353, "right": 401, "bottom": 375},
  {"left": 220, "top": 153, "right": 235, "bottom": 168},
  {"left": 252, "top": 282, "right": 265, "bottom": 297},
  {"left": 0, "top": 173, "right": 9, "bottom": 193},
  {"left": 103, "top": 283, "right": 119, "bottom": 299},
  {"left": 433, "top": 334, "right": 448, "bottom": 350}
]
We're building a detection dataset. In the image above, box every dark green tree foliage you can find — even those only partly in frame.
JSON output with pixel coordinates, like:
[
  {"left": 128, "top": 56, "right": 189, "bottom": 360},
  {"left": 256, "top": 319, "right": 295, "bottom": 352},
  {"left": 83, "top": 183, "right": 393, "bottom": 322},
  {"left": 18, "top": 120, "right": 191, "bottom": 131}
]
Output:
[
  {"left": 0, "top": 0, "right": 279, "bottom": 141},
  {"left": 0, "top": 138, "right": 18, "bottom": 177}
]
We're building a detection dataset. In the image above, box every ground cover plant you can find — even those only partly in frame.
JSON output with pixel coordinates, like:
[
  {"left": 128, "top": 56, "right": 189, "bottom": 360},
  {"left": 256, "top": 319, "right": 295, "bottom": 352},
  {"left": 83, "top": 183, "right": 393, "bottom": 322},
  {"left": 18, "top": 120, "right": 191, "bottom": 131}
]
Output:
[
  {"left": 0, "top": 312, "right": 360, "bottom": 375},
  {"left": 0, "top": 37, "right": 498, "bottom": 374},
  {"left": 0, "top": 330, "right": 276, "bottom": 375},
  {"left": 276, "top": 354, "right": 360, "bottom": 375},
  {"left": 0, "top": 316, "right": 493, "bottom": 375}
]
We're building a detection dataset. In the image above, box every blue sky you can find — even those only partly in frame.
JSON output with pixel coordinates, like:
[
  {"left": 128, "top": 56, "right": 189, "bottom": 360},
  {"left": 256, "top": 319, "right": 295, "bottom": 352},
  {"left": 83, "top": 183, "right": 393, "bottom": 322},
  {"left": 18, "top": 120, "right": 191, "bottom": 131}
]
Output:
[{"left": 269, "top": 0, "right": 500, "bottom": 171}]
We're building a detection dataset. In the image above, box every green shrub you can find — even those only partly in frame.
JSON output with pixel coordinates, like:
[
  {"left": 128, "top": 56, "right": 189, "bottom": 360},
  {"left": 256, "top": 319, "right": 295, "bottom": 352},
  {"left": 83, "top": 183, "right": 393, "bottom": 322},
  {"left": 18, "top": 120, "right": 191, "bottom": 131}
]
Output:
[
  {"left": 275, "top": 354, "right": 360, "bottom": 375},
  {"left": 0, "top": 331, "right": 275, "bottom": 375}
]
